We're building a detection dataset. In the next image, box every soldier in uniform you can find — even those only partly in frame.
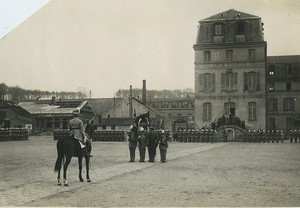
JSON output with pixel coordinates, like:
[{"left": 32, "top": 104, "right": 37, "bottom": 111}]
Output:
[
  {"left": 69, "top": 109, "right": 86, "bottom": 144},
  {"left": 159, "top": 130, "right": 169, "bottom": 163},
  {"left": 223, "top": 127, "right": 228, "bottom": 142},
  {"left": 128, "top": 125, "right": 138, "bottom": 162},
  {"left": 242, "top": 130, "right": 247, "bottom": 143},
  {"left": 137, "top": 127, "right": 148, "bottom": 162},
  {"left": 147, "top": 128, "right": 159, "bottom": 162}
]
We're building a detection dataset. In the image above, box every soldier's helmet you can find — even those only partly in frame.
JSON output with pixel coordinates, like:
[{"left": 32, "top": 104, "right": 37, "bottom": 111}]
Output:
[
  {"left": 139, "top": 127, "right": 144, "bottom": 131},
  {"left": 129, "top": 125, "right": 134, "bottom": 130}
]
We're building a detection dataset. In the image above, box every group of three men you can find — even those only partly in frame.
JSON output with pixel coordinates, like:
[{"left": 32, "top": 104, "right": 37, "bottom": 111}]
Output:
[{"left": 128, "top": 125, "right": 169, "bottom": 163}]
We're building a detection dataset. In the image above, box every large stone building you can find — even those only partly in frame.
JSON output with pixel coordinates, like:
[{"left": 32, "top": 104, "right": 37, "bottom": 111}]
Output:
[
  {"left": 266, "top": 56, "right": 300, "bottom": 130},
  {"left": 194, "top": 9, "right": 267, "bottom": 130}
]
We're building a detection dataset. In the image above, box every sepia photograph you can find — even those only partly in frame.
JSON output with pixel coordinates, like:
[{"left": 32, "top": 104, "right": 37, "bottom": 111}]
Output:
[{"left": 0, "top": 0, "right": 299, "bottom": 207}]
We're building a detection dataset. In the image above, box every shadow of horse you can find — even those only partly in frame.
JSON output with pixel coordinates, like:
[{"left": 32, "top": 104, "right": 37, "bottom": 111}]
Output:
[{"left": 54, "top": 121, "right": 93, "bottom": 186}]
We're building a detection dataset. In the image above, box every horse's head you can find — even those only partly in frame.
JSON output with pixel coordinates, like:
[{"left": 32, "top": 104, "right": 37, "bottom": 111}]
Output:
[{"left": 134, "top": 112, "right": 150, "bottom": 127}]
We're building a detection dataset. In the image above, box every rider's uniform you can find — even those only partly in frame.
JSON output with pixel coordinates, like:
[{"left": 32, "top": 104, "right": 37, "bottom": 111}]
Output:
[{"left": 69, "top": 117, "right": 86, "bottom": 143}]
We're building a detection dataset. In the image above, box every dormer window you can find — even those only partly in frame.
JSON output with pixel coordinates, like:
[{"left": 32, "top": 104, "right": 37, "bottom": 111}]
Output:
[
  {"left": 236, "top": 21, "right": 246, "bottom": 35},
  {"left": 214, "top": 24, "right": 224, "bottom": 36}
]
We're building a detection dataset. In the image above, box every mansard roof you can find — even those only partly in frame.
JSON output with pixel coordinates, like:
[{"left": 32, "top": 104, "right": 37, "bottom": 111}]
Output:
[{"left": 201, "top": 9, "right": 259, "bottom": 22}]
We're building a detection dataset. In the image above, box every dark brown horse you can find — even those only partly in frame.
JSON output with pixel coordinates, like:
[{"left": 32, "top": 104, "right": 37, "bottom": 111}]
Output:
[{"left": 54, "top": 118, "right": 94, "bottom": 186}]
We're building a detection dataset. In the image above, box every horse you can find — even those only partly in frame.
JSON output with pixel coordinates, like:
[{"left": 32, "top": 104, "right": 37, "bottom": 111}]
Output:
[
  {"left": 133, "top": 111, "right": 150, "bottom": 129},
  {"left": 54, "top": 117, "right": 95, "bottom": 186}
]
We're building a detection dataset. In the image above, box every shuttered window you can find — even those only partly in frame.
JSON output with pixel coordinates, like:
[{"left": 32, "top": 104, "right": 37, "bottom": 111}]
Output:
[
  {"left": 203, "top": 103, "right": 212, "bottom": 122},
  {"left": 283, "top": 98, "right": 294, "bottom": 112},
  {"left": 199, "top": 73, "right": 215, "bottom": 92},
  {"left": 221, "top": 72, "right": 237, "bottom": 91},
  {"left": 244, "top": 71, "right": 260, "bottom": 91},
  {"left": 267, "top": 98, "right": 278, "bottom": 112},
  {"left": 248, "top": 102, "right": 257, "bottom": 121}
]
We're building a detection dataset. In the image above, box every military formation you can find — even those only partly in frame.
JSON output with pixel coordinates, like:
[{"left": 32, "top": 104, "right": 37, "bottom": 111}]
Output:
[
  {"left": 242, "top": 129, "right": 300, "bottom": 143},
  {"left": 0, "top": 128, "right": 29, "bottom": 141},
  {"left": 128, "top": 126, "right": 169, "bottom": 163},
  {"left": 173, "top": 129, "right": 218, "bottom": 143}
]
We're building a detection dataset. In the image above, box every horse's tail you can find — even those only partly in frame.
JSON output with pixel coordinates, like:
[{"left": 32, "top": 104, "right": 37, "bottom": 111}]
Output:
[{"left": 54, "top": 140, "right": 64, "bottom": 172}]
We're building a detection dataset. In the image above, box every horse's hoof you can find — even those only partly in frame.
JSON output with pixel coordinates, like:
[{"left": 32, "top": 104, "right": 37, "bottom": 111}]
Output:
[
  {"left": 57, "top": 182, "right": 62, "bottom": 186},
  {"left": 87, "top": 179, "right": 91, "bottom": 183},
  {"left": 64, "top": 183, "right": 69, "bottom": 186},
  {"left": 80, "top": 178, "right": 84, "bottom": 182}
]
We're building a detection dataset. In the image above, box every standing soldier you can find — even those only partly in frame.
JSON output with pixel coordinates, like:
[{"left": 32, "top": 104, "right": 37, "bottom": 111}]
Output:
[
  {"left": 275, "top": 130, "right": 280, "bottom": 143},
  {"left": 147, "top": 129, "right": 159, "bottom": 162},
  {"left": 294, "top": 130, "right": 298, "bottom": 143},
  {"left": 128, "top": 125, "right": 138, "bottom": 162},
  {"left": 213, "top": 130, "right": 218, "bottom": 143},
  {"left": 266, "top": 130, "right": 270, "bottom": 143},
  {"left": 137, "top": 127, "right": 148, "bottom": 162},
  {"left": 242, "top": 130, "right": 247, "bottom": 143},
  {"left": 159, "top": 130, "right": 169, "bottom": 163},
  {"left": 262, "top": 130, "right": 266, "bottom": 143},
  {"left": 223, "top": 127, "right": 228, "bottom": 142}
]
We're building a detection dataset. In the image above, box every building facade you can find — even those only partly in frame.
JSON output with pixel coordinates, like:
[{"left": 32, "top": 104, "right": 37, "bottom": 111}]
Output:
[
  {"left": 194, "top": 9, "right": 267, "bottom": 130},
  {"left": 266, "top": 56, "right": 300, "bottom": 130},
  {"left": 148, "top": 97, "right": 195, "bottom": 131}
]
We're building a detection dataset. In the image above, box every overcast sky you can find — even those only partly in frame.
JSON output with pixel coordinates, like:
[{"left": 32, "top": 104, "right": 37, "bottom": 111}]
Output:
[{"left": 0, "top": 0, "right": 300, "bottom": 98}]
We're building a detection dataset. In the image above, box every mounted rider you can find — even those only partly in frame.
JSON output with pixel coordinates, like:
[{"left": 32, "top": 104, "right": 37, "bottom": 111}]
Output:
[{"left": 69, "top": 109, "right": 87, "bottom": 145}]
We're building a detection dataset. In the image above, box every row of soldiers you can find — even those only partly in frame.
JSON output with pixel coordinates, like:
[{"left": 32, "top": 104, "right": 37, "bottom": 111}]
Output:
[
  {"left": 0, "top": 128, "right": 29, "bottom": 142},
  {"left": 128, "top": 126, "right": 169, "bottom": 163},
  {"left": 242, "top": 129, "right": 300, "bottom": 143},
  {"left": 173, "top": 129, "right": 218, "bottom": 143}
]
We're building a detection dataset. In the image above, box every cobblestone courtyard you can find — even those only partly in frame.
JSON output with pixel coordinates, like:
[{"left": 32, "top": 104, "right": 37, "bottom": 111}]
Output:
[{"left": 0, "top": 136, "right": 299, "bottom": 207}]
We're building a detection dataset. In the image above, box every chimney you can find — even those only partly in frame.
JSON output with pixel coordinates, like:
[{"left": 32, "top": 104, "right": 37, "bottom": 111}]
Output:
[
  {"left": 51, "top": 96, "right": 56, "bottom": 105},
  {"left": 142, "top": 80, "right": 146, "bottom": 104},
  {"left": 129, "top": 85, "right": 133, "bottom": 118}
]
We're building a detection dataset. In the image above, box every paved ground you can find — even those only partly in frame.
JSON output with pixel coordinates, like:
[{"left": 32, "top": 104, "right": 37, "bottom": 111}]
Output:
[{"left": 0, "top": 136, "right": 299, "bottom": 207}]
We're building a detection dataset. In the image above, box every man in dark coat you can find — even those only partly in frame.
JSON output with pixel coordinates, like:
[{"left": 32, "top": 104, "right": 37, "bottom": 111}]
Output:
[
  {"left": 137, "top": 127, "right": 148, "bottom": 162},
  {"left": 147, "top": 129, "right": 159, "bottom": 162},
  {"left": 159, "top": 130, "right": 169, "bottom": 163},
  {"left": 128, "top": 125, "right": 138, "bottom": 162}
]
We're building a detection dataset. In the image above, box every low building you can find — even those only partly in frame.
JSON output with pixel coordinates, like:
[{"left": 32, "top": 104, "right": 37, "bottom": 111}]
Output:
[
  {"left": 19, "top": 98, "right": 95, "bottom": 133},
  {"left": 0, "top": 100, "right": 35, "bottom": 130}
]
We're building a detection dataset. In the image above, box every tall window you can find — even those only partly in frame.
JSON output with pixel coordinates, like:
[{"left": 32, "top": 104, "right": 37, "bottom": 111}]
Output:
[
  {"left": 204, "top": 51, "right": 211, "bottom": 62},
  {"left": 221, "top": 72, "right": 237, "bottom": 91},
  {"left": 286, "top": 83, "right": 291, "bottom": 91},
  {"left": 268, "top": 64, "right": 275, "bottom": 76},
  {"left": 286, "top": 117, "right": 293, "bottom": 130},
  {"left": 214, "top": 24, "right": 224, "bottom": 36},
  {"left": 267, "top": 98, "right": 278, "bottom": 112},
  {"left": 224, "top": 102, "right": 235, "bottom": 116},
  {"left": 203, "top": 103, "right": 212, "bottom": 122},
  {"left": 269, "top": 118, "right": 276, "bottom": 130},
  {"left": 286, "top": 64, "right": 292, "bottom": 76},
  {"left": 248, "top": 102, "right": 257, "bottom": 121},
  {"left": 283, "top": 98, "right": 294, "bottom": 112},
  {"left": 199, "top": 73, "right": 215, "bottom": 92},
  {"left": 248, "top": 49, "right": 256, "bottom": 61},
  {"left": 226, "top": 50, "right": 233, "bottom": 61},
  {"left": 244, "top": 71, "right": 260, "bottom": 91},
  {"left": 269, "top": 83, "right": 274, "bottom": 91},
  {"left": 236, "top": 21, "right": 246, "bottom": 35}
]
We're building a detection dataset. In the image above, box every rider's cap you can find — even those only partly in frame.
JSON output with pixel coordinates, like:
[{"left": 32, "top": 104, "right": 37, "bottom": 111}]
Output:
[
  {"left": 140, "top": 127, "right": 144, "bottom": 131},
  {"left": 73, "top": 109, "right": 80, "bottom": 115},
  {"left": 129, "top": 125, "right": 133, "bottom": 129}
]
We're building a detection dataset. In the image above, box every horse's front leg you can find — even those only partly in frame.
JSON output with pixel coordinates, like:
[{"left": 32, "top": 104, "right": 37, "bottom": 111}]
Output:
[
  {"left": 85, "top": 155, "right": 91, "bottom": 182},
  {"left": 78, "top": 156, "right": 84, "bottom": 182},
  {"left": 63, "top": 156, "right": 71, "bottom": 186}
]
